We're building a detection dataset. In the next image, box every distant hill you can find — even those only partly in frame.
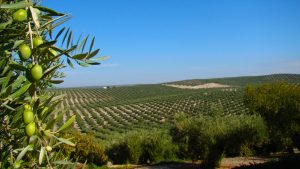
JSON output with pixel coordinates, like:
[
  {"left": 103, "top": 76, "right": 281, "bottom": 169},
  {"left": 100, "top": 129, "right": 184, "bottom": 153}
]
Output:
[{"left": 165, "top": 74, "right": 300, "bottom": 87}]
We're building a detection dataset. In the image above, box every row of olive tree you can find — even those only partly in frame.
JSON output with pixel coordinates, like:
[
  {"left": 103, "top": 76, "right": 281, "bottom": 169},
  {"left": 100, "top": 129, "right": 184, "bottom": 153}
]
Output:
[{"left": 0, "top": 0, "right": 107, "bottom": 168}]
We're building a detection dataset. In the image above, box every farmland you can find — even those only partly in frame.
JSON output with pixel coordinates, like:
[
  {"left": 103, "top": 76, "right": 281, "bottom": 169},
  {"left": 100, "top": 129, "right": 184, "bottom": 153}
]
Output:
[{"left": 52, "top": 74, "right": 300, "bottom": 140}]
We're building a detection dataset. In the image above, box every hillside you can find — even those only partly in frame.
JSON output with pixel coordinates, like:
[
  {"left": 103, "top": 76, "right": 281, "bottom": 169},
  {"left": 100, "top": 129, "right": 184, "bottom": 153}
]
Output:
[
  {"left": 53, "top": 74, "right": 300, "bottom": 139},
  {"left": 165, "top": 74, "right": 300, "bottom": 86}
]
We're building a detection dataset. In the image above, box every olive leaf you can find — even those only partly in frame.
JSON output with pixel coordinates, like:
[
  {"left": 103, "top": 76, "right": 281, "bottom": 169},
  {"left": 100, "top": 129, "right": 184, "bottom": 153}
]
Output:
[
  {"left": 35, "top": 6, "right": 64, "bottom": 16},
  {"left": 91, "top": 55, "right": 111, "bottom": 61},
  {"left": 11, "top": 75, "right": 26, "bottom": 90},
  {"left": 61, "top": 27, "right": 70, "bottom": 46},
  {"left": 12, "top": 40, "right": 24, "bottom": 49},
  {"left": 38, "top": 147, "right": 45, "bottom": 165},
  {"left": 79, "top": 35, "right": 89, "bottom": 53},
  {"left": 52, "top": 160, "right": 74, "bottom": 165},
  {"left": 9, "top": 83, "right": 32, "bottom": 99},
  {"left": 0, "top": 19, "right": 12, "bottom": 30},
  {"left": 67, "top": 58, "right": 74, "bottom": 68},
  {"left": 72, "top": 53, "right": 88, "bottom": 60},
  {"left": 1, "top": 71, "right": 12, "bottom": 91},
  {"left": 38, "top": 40, "right": 57, "bottom": 48},
  {"left": 49, "top": 79, "right": 64, "bottom": 84},
  {"left": 9, "top": 62, "right": 27, "bottom": 71},
  {"left": 29, "top": 6, "right": 40, "bottom": 28},
  {"left": 42, "top": 64, "right": 62, "bottom": 78},
  {"left": 16, "top": 145, "right": 31, "bottom": 161},
  {"left": 57, "top": 115, "right": 76, "bottom": 132},
  {"left": 55, "top": 27, "right": 66, "bottom": 41},
  {"left": 41, "top": 14, "right": 69, "bottom": 29},
  {"left": 88, "top": 36, "right": 95, "bottom": 54},
  {"left": 67, "top": 30, "right": 73, "bottom": 49},
  {"left": 53, "top": 136, "right": 75, "bottom": 147},
  {"left": 85, "top": 49, "right": 100, "bottom": 60}
]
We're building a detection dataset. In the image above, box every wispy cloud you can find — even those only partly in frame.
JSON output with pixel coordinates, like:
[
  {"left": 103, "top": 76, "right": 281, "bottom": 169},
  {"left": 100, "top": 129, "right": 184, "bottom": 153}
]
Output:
[{"left": 101, "top": 63, "right": 120, "bottom": 68}]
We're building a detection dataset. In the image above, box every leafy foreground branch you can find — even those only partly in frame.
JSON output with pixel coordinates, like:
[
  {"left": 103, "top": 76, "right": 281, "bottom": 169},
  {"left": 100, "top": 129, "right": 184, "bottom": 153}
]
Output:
[{"left": 0, "top": 0, "right": 107, "bottom": 168}]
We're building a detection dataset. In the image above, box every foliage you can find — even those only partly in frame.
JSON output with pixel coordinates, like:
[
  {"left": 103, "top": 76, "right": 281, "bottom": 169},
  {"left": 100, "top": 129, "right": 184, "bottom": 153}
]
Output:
[
  {"left": 244, "top": 82, "right": 300, "bottom": 152},
  {"left": 169, "top": 113, "right": 191, "bottom": 159},
  {"left": 170, "top": 109, "right": 268, "bottom": 168},
  {"left": 0, "top": 0, "right": 106, "bottom": 168},
  {"left": 107, "top": 129, "right": 177, "bottom": 165},
  {"left": 60, "top": 132, "right": 108, "bottom": 166},
  {"left": 139, "top": 130, "right": 177, "bottom": 164}
]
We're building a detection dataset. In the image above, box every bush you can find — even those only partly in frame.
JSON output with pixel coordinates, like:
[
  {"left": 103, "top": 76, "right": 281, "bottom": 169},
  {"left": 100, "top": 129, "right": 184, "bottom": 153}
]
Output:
[
  {"left": 107, "top": 131, "right": 143, "bottom": 164},
  {"left": 244, "top": 82, "right": 300, "bottom": 152},
  {"left": 170, "top": 111, "right": 268, "bottom": 168},
  {"left": 107, "top": 129, "right": 177, "bottom": 164},
  {"left": 169, "top": 113, "right": 191, "bottom": 159},
  {"left": 139, "top": 131, "right": 177, "bottom": 164},
  {"left": 60, "top": 132, "right": 108, "bottom": 166}
]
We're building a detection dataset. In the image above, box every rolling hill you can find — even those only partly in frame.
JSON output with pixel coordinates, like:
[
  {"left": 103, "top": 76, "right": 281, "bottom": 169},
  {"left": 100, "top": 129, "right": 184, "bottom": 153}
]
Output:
[
  {"left": 53, "top": 74, "right": 300, "bottom": 139},
  {"left": 165, "top": 74, "right": 300, "bottom": 86}
]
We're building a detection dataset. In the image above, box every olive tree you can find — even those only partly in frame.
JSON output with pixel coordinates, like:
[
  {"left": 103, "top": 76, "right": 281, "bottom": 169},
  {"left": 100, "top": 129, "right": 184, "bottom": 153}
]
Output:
[
  {"left": 170, "top": 112, "right": 267, "bottom": 168},
  {"left": 0, "top": 0, "right": 107, "bottom": 168},
  {"left": 244, "top": 82, "right": 300, "bottom": 152}
]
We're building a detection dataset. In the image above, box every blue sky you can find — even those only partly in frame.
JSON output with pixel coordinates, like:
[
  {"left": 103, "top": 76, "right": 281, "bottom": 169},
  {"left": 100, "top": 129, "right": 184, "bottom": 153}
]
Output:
[{"left": 43, "top": 0, "right": 300, "bottom": 87}]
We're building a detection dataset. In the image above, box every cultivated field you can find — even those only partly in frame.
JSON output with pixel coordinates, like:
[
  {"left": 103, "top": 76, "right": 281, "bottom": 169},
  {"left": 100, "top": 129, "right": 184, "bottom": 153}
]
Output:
[{"left": 52, "top": 74, "right": 300, "bottom": 140}]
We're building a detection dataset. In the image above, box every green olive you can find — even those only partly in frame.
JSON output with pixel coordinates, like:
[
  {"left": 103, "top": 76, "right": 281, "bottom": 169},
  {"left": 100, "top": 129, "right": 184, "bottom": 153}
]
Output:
[
  {"left": 23, "top": 110, "right": 34, "bottom": 124},
  {"left": 25, "top": 122, "right": 36, "bottom": 137},
  {"left": 13, "top": 9, "right": 27, "bottom": 22},
  {"left": 23, "top": 104, "right": 31, "bottom": 110},
  {"left": 33, "top": 37, "right": 43, "bottom": 48},
  {"left": 30, "top": 64, "right": 43, "bottom": 81},
  {"left": 19, "top": 44, "right": 31, "bottom": 60},
  {"left": 33, "top": 8, "right": 40, "bottom": 16}
]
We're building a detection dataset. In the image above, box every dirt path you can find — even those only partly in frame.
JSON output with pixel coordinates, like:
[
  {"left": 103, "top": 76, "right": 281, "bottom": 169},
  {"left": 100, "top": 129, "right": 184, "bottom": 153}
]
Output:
[
  {"left": 218, "top": 157, "right": 272, "bottom": 169},
  {"left": 108, "top": 157, "right": 274, "bottom": 169}
]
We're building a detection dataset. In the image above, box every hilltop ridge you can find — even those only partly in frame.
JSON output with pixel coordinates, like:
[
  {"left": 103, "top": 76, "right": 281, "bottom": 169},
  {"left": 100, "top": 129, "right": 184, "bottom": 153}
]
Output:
[{"left": 164, "top": 73, "right": 300, "bottom": 87}]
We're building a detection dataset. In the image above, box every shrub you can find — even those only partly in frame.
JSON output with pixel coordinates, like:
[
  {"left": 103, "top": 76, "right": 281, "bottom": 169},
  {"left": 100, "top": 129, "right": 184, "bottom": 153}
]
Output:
[
  {"left": 107, "top": 131, "right": 143, "bottom": 164},
  {"left": 244, "top": 82, "right": 300, "bottom": 152},
  {"left": 60, "top": 132, "right": 108, "bottom": 166},
  {"left": 139, "top": 131, "right": 177, "bottom": 164},
  {"left": 170, "top": 112, "right": 268, "bottom": 168},
  {"left": 169, "top": 113, "right": 191, "bottom": 159},
  {"left": 107, "top": 129, "right": 177, "bottom": 164}
]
